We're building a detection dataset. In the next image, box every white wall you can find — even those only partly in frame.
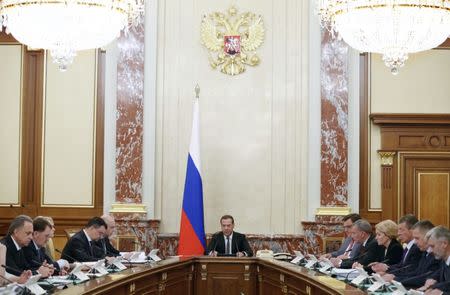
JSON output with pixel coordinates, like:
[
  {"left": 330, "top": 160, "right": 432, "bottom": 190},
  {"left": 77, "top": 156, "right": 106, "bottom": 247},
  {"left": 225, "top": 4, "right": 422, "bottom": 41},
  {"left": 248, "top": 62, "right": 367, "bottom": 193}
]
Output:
[
  {"left": 155, "top": 0, "right": 310, "bottom": 234},
  {"left": 103, "top": 0, "right": 364, "bottom": 233}
]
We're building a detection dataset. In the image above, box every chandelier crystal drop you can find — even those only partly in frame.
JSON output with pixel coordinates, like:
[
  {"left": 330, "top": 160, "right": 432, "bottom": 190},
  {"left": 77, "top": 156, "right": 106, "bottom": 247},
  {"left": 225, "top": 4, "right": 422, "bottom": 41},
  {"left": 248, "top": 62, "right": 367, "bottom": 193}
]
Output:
[
  {"left": 317, "top": 0, "right": 450, "bottom": 74},
  {"left": 0, "top": 0, "right": 144, "bottom": 71}
]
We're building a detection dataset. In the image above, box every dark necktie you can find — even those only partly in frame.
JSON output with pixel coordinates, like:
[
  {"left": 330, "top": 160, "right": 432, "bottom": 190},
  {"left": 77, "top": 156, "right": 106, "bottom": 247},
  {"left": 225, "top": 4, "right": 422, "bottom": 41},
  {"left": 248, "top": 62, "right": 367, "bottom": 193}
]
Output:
[
  {"left": 226, "top": 236, "right": 230, "bottom": 254},
  {"left": 89, "top": 241, "right": 94, "bottom": 256},
  {"left": 444, "top": 263, "right": 449, "bottom": 281},
  {"left": 401, "top": 247, "right": 409, "bottom": 263},
  {"left": 360, "top": 245, "right": 367, "bottom": 255},
  {"left": 37, "top": 247, "right": 42, "bottom": 262},
  {"left": 102, "top": 239, "right": 107, "bottom": 255}
]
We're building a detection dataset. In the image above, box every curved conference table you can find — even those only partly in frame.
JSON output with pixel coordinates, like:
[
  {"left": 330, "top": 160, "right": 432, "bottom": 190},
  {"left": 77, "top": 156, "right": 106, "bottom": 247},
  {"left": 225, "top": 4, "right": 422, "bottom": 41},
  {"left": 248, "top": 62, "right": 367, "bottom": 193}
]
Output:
[{"left": 54, "top": 256, "right": 366, "bottom": 295}]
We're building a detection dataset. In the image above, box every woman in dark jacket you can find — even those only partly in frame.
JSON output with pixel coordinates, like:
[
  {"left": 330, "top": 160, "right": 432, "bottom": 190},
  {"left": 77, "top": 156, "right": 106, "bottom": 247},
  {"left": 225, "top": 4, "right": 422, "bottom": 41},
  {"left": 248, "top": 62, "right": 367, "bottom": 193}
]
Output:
[{"left": 366, "top": 219, "right": 403, "bottom": 273}]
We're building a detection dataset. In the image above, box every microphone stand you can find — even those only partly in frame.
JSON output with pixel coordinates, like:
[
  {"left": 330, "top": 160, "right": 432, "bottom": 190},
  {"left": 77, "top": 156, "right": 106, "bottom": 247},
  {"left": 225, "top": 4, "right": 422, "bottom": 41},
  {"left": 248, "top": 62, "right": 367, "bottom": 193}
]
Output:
[
  {"left": 0, "top": 269, "right": 31, "bottom": 295},
  {"left": 54, "top": 249, "right": 94, "bottom": 283}
]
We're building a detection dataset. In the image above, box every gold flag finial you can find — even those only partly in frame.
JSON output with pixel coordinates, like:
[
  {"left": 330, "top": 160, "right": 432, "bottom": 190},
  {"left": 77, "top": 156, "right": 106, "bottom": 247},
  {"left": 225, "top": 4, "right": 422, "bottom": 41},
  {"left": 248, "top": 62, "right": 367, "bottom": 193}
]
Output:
[{"left": 195, "top": 84, "right": 200, "bottom": 98}]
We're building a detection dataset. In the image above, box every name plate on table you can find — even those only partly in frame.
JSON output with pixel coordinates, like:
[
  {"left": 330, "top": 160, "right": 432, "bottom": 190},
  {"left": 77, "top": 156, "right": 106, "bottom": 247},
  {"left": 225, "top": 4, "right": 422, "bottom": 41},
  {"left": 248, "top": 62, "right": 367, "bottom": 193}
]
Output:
[
  {"left": 351, "top": 274, "right": 369, "bottom": 285},
  {"left": 90, "top": 259, "right": 109, "bottom": 276},
  {"left": 148, "top": 249, "right": 162, "bottom": 262},
  {"left": 290, "top": 256, "right": 302, "bottom": 264},
  {"left": 304, "top": 260, "right": 317, "bottom": 269},
  {"left": 367, "top": 281, "right": 384, "bottom": 292},
  {"left": 111, "top": 257, "right": 128, "bottom": 271},
  {"left": 290, "top": 251, "right": 304, "bottom": 264},
  {"left": 70, "top": 264, "right": 90, "bottom": 281},
  {"left": 24, "top": 275, "right": 46, "bottom": 295},
  {"left": 391, "top": 280, "right": 409, "bottom": 295},
  {"left": 319, "top": 265, "right": 332, "bottom": 273},
  {"left": 350, "top": 268, "right": 369, "bottom": 285}
]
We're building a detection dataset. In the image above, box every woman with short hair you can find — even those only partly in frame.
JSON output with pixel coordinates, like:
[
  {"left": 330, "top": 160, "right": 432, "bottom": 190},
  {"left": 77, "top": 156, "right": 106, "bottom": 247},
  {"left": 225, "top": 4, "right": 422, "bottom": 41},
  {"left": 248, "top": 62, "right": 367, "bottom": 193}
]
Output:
[{"left": 368, "top": 219, "right": 403, "bottom": 272}]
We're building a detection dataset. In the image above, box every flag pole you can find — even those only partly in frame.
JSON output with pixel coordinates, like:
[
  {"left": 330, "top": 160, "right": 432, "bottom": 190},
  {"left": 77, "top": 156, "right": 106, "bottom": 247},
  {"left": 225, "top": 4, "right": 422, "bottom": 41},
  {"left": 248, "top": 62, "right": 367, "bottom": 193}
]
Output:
[
  {"left": 177, "top": 83, "right": 206, "bottom": 256},
  {"left": 195, "top": 84, "right": 200, "bottom": 99}
]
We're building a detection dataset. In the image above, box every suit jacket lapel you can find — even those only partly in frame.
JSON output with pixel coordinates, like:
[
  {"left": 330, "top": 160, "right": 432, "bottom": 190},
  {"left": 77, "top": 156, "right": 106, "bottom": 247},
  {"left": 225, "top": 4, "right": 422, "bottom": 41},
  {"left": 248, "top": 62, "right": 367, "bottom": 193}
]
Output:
[{"left": 217, "top": 233, "right": 225, "bottom": 253}]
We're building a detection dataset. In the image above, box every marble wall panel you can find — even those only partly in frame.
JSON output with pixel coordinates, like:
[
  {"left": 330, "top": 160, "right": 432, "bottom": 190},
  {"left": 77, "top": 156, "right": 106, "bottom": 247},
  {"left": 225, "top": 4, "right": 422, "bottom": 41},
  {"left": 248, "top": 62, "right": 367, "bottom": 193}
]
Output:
[
  {"left": 156, "top": 233, "right": 322, "bottom": 257},
  {"left": 320, "top": 29, "right": 349, "bottom": 207},
  {"left": 112, "top": 213, "right": 159, "bottom": 253},
  {"left": 115, "top": 20, "right": 145, "bottom": 203}
]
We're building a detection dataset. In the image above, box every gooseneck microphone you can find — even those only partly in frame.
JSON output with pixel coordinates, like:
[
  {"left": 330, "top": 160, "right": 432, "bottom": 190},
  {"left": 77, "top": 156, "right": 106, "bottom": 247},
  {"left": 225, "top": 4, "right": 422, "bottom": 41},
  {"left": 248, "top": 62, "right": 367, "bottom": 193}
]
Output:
[
  {"left": 54, "top": 249, "right": 92, "bottom": 270},
  {"left": 387, "top": 263, "right": 413, "bottom": 275},
  {"left": 0, "top": 268, "right": 30, "bottom": 295},
  {"left": 0, "top": 264, "right": 26, "bottom": 277},
  {"left": 54, "top": 249, "right": 96, "bottom": 282},
  {"left": 208, "top": 232, "right": 220, "bottom": 256},
  {"left": 344, "top": 268, "right": 359, "bottom": 283},
  {"left": 347, "top": 250, "right": 370, "bottom": 265},
  {"left": 55, "top": 249, "right": 77, "bottom": 264},
  {"left": 235, "top": 239, "right": 241, "bottom": 257}
]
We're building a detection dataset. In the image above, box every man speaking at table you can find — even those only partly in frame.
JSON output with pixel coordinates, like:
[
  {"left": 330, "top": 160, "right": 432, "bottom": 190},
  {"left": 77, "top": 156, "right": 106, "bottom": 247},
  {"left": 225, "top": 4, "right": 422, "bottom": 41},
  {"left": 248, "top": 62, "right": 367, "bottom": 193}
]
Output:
[{"left": 206, "top": 215, "right": 253, "bottom": 257}]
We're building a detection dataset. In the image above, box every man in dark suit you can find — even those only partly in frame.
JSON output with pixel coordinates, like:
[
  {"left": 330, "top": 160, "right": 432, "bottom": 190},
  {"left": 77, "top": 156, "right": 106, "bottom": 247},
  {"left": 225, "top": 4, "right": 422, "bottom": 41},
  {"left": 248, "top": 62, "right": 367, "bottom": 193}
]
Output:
[
  {"left": 93, "top": 215, "right": 120, "bottom": 258},
  {"left": 0, "top": 215, "right": 53, "bottom": 277},
  {"left": 61, "top": 217, "right": 107, "bottom": 262},
  {"left": 382, "top": 220, "right": 440, "bottom": 288},
  {"left": 372, "top": 214, "right": 422, "bottom": 274},
  {"left": 321, "top": 213, "right": 361, "bottom": 261},
  {"left": 418, "top": 226, "right": 450, "bottom": 294},
  {"left": 206, "top": 215, "right": 253, "bottom": 257},
  {"left": 23, "top": 217, "right": 69, "bottom": 276},
  {"left": 336, "top": 219, "right": 384, "bottom": 268}
]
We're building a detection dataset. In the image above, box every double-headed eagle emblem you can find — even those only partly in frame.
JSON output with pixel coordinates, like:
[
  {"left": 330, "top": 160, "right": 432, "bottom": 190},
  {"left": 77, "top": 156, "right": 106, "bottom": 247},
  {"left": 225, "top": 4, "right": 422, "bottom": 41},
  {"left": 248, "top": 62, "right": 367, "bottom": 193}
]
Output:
[{"left": 201, "top": 6, "right": 265, "bottom": 76}]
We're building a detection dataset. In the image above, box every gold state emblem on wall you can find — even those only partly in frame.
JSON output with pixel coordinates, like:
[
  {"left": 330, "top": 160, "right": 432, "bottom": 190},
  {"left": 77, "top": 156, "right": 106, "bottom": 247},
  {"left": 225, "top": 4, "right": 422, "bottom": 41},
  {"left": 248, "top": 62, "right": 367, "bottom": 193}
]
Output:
[{"left": 200, "top": 6, "right": 265, "bottom": 76}]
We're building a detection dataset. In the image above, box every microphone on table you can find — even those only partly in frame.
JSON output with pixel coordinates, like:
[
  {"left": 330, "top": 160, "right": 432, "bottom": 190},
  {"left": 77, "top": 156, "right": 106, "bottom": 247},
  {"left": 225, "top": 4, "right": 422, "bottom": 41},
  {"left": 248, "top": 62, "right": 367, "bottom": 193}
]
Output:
[
  {"left": 131, "top": 240, "right": 142, "bottom": 249},
  {"left": 387, "top": 263, "right": 413, "bottom": 275},
  {"left": 231, "top": 240, "right": 244, "bottom": 257},
  {"left": 207, "top": 232, "right": 221, "bottom": 256},
  {"left": 130, "top": 226, "right": 139, "bottom": 238},
  {"left": 55, "top": 249, "right": 86, "bottom": 265},
  {"left": 341, "top": 250, "right": 370, "bottom": 268},
  {"left": 0, "top": 268, "right": 30, "bottom": 295},
  {"left": 54, "top": 249, "right": 94, "bottom": 278},
  {"left": 130, "top": 227, "right": 144, "bottom": 251},
  {"left": 397, "top": 269, "right": 435, "bottom": 288},
  {"left": 352, "top": 251, "right": 369, "bottom": 261},
  {"left": 91, "top": 244, "right": 126, "bottom": 271},
  {"left": 370, "top": 258, "right": 390, "bottom": 267},
  {"left": 0, "top": 265, "right": 28, "bottom": 278},
  {"left": 344, "top": 268, "right": 360, "bottom": 283}
]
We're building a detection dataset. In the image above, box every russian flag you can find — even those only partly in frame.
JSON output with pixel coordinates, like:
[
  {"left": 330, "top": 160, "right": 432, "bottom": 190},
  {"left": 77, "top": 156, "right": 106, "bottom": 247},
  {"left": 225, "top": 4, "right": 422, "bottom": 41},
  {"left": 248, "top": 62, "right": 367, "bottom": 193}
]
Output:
[{"left": 178, "top": 98, "right": 206, "bottom": 256}]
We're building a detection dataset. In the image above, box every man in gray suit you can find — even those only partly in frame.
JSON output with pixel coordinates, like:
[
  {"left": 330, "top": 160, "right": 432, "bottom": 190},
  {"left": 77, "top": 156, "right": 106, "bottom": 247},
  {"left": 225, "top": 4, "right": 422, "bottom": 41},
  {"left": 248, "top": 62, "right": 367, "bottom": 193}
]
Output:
[{"left": 320, "top": 213, "right": 361, "bottom": 261}]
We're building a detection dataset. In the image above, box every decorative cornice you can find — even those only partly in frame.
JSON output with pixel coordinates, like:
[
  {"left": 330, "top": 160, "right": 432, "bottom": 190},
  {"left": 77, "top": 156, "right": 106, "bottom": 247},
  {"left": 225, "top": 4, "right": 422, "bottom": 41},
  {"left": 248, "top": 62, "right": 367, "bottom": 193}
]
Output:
[
  {"left": 110, "top": 203, "right": 147, "bottom": 213},
  {"left": 378, "top": 151, "right": 396, "bottom": 166},
  {"left": 315, "top": 207, "right": 351, "bottom": 216},
  {"left": 370, "top": 113, "right": 450, "bottom": 125}
]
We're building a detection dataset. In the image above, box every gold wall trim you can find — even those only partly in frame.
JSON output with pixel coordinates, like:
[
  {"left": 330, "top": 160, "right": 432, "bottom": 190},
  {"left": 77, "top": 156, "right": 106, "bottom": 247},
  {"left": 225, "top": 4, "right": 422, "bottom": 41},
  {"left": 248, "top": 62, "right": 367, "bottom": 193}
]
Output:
[
  {"left": 315, "top": 207, "right": 351, "bottom": 216},
  {"left": 0, "top": 44, "right": 24, "bottom": 206},
  {"left": 110, "top": 203, "right": 147, "bottom": 213},
  {"left": 378, "top": 151, "right": 396, "bottom": 166},
  {"left": 40, "top": 50, "right": 98, "bottom": 207}
]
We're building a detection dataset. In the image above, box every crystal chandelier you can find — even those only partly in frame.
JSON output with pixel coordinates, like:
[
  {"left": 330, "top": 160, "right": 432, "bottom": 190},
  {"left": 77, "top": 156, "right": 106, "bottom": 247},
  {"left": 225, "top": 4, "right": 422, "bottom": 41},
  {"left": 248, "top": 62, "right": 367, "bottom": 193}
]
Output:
[
  {"left": 0, "top": 0, "right": 144, "bottom": 71},
  {"left": 317, "top": 1, "right": 450, "bottom": 74}
]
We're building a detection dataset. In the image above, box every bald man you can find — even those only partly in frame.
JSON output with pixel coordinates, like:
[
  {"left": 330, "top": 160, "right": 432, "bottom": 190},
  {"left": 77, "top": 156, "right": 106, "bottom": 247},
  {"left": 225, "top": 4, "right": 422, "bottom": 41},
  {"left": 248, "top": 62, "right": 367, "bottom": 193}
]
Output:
[{"left": 93, "top": 215, "right": 120, "bottom": 258}]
